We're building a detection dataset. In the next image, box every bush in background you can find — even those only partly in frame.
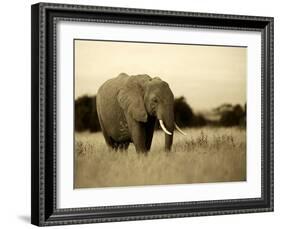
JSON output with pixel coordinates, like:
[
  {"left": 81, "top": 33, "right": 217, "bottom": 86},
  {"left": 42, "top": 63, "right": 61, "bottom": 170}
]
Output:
[
  {"left": 174, "top": 96, "right": 206, "bottom": 127},
  {"left": 215, "top": 103, "right": 246, "bottom": 127},
  {"left": 75, "top": 95, "right": 101, "bottom": 132}
]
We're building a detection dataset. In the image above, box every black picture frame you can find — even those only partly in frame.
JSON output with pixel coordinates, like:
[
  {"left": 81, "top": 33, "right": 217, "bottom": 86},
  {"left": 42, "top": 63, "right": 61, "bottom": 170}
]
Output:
[{"left": 31, "top": 2, "right": 274, "bottom": 226}]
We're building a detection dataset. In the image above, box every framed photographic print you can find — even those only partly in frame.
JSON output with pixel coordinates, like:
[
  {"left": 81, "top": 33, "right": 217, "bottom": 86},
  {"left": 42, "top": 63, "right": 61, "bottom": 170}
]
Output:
[{"left": 31, "top": 2, "right": 274, "bottom": 226}]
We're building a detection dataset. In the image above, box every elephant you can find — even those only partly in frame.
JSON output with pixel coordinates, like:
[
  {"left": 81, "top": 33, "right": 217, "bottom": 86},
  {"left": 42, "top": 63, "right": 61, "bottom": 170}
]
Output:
[{"left": 96, "top": 73, "right": 186, "bottom": 153}]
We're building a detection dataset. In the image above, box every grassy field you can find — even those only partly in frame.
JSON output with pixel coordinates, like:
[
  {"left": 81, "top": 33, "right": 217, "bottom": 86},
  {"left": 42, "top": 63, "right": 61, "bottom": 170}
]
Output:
[{"left": 74, "top": 127, "right": 246, "bottom": 188}]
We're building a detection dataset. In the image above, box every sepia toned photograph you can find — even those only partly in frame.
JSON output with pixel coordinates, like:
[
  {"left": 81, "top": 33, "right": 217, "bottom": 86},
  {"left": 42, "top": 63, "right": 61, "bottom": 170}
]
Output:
[
  {"left": 31, "top": 4, "right": 273, "bottom": 225},
  {"left": 74, "top": 39, "right": 247, "bottom": 189}
]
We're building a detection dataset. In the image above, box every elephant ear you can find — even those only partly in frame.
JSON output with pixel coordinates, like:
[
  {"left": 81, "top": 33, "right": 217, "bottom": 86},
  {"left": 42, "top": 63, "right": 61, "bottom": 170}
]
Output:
[{"left": 117, "top": 83, "right": 148, "bottom": 123}]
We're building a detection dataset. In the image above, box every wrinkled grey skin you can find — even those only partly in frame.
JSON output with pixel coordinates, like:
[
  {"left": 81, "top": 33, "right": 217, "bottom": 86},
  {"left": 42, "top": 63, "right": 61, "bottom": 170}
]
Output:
[{"left": 96, "top": 73, "right": 174, "bottom": 153}]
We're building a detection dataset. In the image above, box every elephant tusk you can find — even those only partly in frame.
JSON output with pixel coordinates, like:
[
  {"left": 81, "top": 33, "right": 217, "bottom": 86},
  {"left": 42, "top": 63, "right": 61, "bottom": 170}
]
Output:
[
  {"left": 159, "top": 120, "right": 172, "bottom": 135},
  {"left": 174, "top": 123, "right": 187, "bottom": 136}
]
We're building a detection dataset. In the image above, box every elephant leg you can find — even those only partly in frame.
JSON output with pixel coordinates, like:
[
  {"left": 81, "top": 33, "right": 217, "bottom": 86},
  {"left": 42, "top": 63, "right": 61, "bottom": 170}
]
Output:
[
  {"left": 103, "top": 134, "right": 116, "bottom": 150},
  {"left": 122, "top": 142, "right": 130, "bottom": 151},
  {"left": 128, "top": 119, "right": 147, "bottom": 153},
  {"left": 145, "top": 117, "right": 156, "bottom": 151},
  {"left": 118, "top": 142, "right": 129, "bottom": 151}
]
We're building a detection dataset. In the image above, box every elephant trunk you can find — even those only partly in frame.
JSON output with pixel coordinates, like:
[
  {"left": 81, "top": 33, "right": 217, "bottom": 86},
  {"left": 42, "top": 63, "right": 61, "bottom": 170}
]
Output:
[{"left": 165, "top": 131, "right": 173, "bottom": 151}]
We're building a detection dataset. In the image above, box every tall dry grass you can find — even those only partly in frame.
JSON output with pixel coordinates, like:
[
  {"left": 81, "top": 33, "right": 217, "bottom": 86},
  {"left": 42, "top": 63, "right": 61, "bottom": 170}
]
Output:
[{"left": 74, "top": 127, "right": 246, "bottom": 188}]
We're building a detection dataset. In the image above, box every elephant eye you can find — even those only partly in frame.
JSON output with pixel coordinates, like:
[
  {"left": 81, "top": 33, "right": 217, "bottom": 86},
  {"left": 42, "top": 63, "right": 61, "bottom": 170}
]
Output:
[{"left": 152, "top": 97, "right": 158, "bottom": 104}]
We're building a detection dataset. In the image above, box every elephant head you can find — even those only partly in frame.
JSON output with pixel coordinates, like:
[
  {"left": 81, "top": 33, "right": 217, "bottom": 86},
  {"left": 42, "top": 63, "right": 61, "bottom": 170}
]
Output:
[
  {"left": 117, "top": 74, "right": 185, "bottom": 151},
  {"left": 143, "top": 77, "right": 175, "bottom": 150}
]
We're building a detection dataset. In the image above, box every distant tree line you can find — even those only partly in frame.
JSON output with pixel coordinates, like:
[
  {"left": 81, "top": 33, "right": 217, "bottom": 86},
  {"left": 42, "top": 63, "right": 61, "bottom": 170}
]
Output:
[
  {"left": 174, "top": 97, "right": 207, "bottom": 127},
  {"left": 75, "top": 95, "right": 101, "bottom": 132},
  {"left": 75, "top": 95, "right": 246, "bottom": 132},
  {"left": 213, "top": 103, "right": 246, "bottom": 127}
]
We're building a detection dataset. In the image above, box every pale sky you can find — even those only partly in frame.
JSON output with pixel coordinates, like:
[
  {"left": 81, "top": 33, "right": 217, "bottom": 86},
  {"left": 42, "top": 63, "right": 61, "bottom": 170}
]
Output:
[{"left": 75, "top": 40, "right": 246, "bottom": 110}]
